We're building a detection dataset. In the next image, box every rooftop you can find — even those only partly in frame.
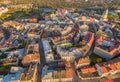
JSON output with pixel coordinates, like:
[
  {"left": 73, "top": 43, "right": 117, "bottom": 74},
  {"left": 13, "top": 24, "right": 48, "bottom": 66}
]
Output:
[
  {"left": 77, "top": 57, "right": 90, "bottom": 65},
  {"left": 42, "top": 62, "right": 73, "bottom": 80},
  {"left": 78, "top": 66, "right": 99, "bottom": 78},
  {"left": 22, "top": 44, "right": 40, "bottom": 65},
  {"left": 20, "top": 64, "right": 37, "bottom": 81},
  {"left": 97, "top": 57, "right": 120, "bottom": 74},
  {"left": 96, "top": 36, "right": 120, "bottom": 56},
  {"left": 3, "top": 67, "right": 23, "bottom": 82}
]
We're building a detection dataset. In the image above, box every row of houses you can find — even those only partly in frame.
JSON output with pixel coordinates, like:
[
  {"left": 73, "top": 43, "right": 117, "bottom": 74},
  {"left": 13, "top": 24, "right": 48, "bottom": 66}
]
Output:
[
  {"left": 22, "top": 44, "right": 40, "bottom": 65},
  {"left": 75, "top": 56, "right": 120, "bottom": 79},
  {"left": 94, "top": 35, "right": 120, "bottom": 60},
  {"left": 41, "top": 62, "right": 75, "bottom": 82}
]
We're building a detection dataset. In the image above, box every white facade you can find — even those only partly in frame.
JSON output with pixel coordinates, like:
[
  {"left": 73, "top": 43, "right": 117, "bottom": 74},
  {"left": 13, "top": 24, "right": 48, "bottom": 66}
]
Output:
[{"left": 42, "top": 40, "right": 54, "bottom": 63}]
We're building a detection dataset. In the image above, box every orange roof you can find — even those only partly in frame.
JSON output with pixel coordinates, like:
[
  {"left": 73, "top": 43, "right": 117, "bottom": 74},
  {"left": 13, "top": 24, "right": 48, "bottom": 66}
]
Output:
[
  {"left": 90, "top": 18, "right": 95, "bottom": 22},
  {"left": 110, "top": 44, "right": 120, "bottom": 56},
  {"left": 110, "top": 48, "right": 117, "bottom": 56},
  {"left": 88, "top": 33, "right": 94, "bottom": 46},
  {"left": 88, "top": 67, "right": 96, "bottom": 73},
  {"left": 96, "top": 36, "right": 103, "bottom": 42},
  {"left": 66, "top": 62, "right": 71, "bottom": 68},
  {"left": 114, "top": 62, "right": 120, "bottom": 70},
  {"left": 101, "top": 66, "right": 108, "bottom": 73},
  {"left": 108, "top": 64, "right": 116, "bottom": 71},
  {"left": 66, "top": 68, "right": 73, "bottom": 78},
  {"left": 81, "top": 68, "right": 88, "bottom": 74},
  {"left": 83, "top": 32, "right": 94, "bottom": 46},
  {"left": 81, "top": 67, "right": 96, "bottom": 74},
  {"left": 54, "top": 31, "right": 75, "bottom": 42},
  {"left": 78, "top": 57, "right": 90, "bottom": 64},
  {"left": 22, "top": 53, "right": 40, "bottom": 64},
  {"left": 105, "top": 79, "right": 114, "bottom": 82}
]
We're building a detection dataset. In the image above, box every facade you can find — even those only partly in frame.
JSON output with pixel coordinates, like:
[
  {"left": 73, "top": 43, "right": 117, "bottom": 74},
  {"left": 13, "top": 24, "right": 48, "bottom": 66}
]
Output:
[
  {"left": 7, "top": 48, "right": 25, "bottom": 59},
  {"left": 2, "top": 67, "right": 23, "bottom": 82},
  {"left": 95, "top": 57, "right": 120, "bottom": 76},
  {"left": 94, "top": 36, "right": 120, "bottom": 60},
  {"left": 77, "top": 66, "right": 99, "bottom": 78},
  {"left": 57, "top": 47, "right": 81, "bottom": 62},
  {"left": 83, "top": 32, "right": 94, "bottom": 46},
  {"left": 20, "top": 64, "right": 38, "bottom": 82},
  {"left": 53, "top": 28, "right": 77, "bottom": 42},
  {"left": 27, "top": 24, "right": 40, "bottom": 38},
  {"left": 75, "top": 57, "right": 90, "bottom": 69},
  {"left": 42, "top": 40, "right": 54, "bottom": 63},
  {"left": 0, "top": 7, "right": 8, "bottom": 16},
  {"left": 42, "top": 62, "right": 74, "bottom": 82},
  {"left": 61, "top": 26, "right": 72, "bottom": 36},
  {"left": 22, "top": 44, "right": 40, "bottom": 65}
]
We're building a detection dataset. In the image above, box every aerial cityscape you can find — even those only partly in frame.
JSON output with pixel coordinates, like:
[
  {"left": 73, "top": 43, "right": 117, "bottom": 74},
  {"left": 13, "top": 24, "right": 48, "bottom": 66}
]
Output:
[{"left": 0, "top": 0, "right": 120, "bottom": 82}]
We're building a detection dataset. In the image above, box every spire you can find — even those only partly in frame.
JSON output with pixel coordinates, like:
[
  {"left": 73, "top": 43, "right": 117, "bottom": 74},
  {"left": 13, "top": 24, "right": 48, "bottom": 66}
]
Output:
[{"left": 101, "top": 9, "right": 109, "bottom": 22}]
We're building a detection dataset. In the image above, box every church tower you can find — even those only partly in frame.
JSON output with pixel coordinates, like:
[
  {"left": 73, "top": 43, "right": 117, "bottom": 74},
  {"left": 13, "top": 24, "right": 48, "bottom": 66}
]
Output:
[{"left": 101, "top": 9, "right": 108, "bottom": 22}]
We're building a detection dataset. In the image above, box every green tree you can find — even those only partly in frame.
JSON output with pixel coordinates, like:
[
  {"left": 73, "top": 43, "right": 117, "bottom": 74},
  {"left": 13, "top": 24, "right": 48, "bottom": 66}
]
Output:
[{"left": 108, "top": 14, "right": 119, "bottom": 21}]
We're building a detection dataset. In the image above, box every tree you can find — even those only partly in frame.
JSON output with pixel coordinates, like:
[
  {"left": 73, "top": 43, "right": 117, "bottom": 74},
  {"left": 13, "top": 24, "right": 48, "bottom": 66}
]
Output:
[
  {"left": 108, "top": 14, "right": 119, "bottom": 21},
  {"left": 96, "top": 58, "right": 102, "bottom": 63}
]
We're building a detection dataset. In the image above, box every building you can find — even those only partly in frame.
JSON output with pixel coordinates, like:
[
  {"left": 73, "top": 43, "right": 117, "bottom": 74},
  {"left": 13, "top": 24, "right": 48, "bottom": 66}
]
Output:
[
  {"left": 53, "top": 28, "right": 77, "bottom": 43},
  {"left": 77, "top": 66, "right": 99, "bottom": 78},
  {"left": 29, "top": 16, "right": 37, "bottom": 23},
  {"left": 20, "top": 64, "right": 38, "bottom": 82},
  {"left": 83, "top": 32, "right": 94, "bottom": 46},
  {"left": 22, "top": 44, "right": 40, "bottom": 65},
  {"left": 101, "top": 9, "right": 108, "bottom": 22},
  {"left": 4, "top": 57, "right": 19, "bottom": 65},
  {"left": 41, "top": 62, "right": 74, "bottom": 82},
  {"left": 61, "top": 26, "right": 72, "bottom": 36},
  {"left": 57, "top": 42, "right": 73, "bottom": 48},
  {"left": 0, "top": 29, "right": 4, "bottom": 38},
  {"left": 42, "top": 40, "right": 54, "bottom": 63},
  {"left": 0, "top": 6, "right": 8, "bottom": 16},
  {"left": 95, "top": 57, "right": 120, "bottom": 76},
  {"left": 75, "top": 57, "right": 90, "bottom": 69},
  {"left": 57, "top": 46, "right": 82, "bottom": 62},
  {"left": 0, "top": 36, "right": 19, "bottom": 51},
  {"left": 2, "top": 67, "right": 23, "bottom": 82},
  {"left": 94, "top": 36, "right": 120, "bottom": 60},
  {"left": 7, "top": 48, "right": 25, "bottom": 59},
  {"left": 27, "top": 24, "right": 41, "bottom": 38},
  {"left": 2, "top": 21, "right": 25, "bottom": 31},
  {"left": 0, "top": 28, "right": 5, "bottom": 45},
  {"left": 79, "top": 23, "right": 89, "bottom": 35}
]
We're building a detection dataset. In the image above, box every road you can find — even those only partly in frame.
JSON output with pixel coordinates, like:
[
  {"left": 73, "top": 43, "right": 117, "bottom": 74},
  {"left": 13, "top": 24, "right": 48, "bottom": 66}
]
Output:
[{"left": 38, "top": 29, "right": 46, "bottom": 82}]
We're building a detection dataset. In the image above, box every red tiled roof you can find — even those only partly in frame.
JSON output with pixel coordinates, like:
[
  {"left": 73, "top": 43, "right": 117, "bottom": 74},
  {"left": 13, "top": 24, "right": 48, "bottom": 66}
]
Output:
[
  {"left": 81, "top": 68, "right": 88, "bottom": 74},
  {"left": 108, "top": 64, "right": 116, "bottom": 71},
  {"left": 101, "top": 66, "right": 108, "bottom": 73},
  {"left": 105, "top": 79, "right": 114, "bottom": 82},
  {"left": 81, "top": 67, "right": 96, "bottom": 74},
  {"left": 66, "top": 68, "right": 73, "bottom": 78}
]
